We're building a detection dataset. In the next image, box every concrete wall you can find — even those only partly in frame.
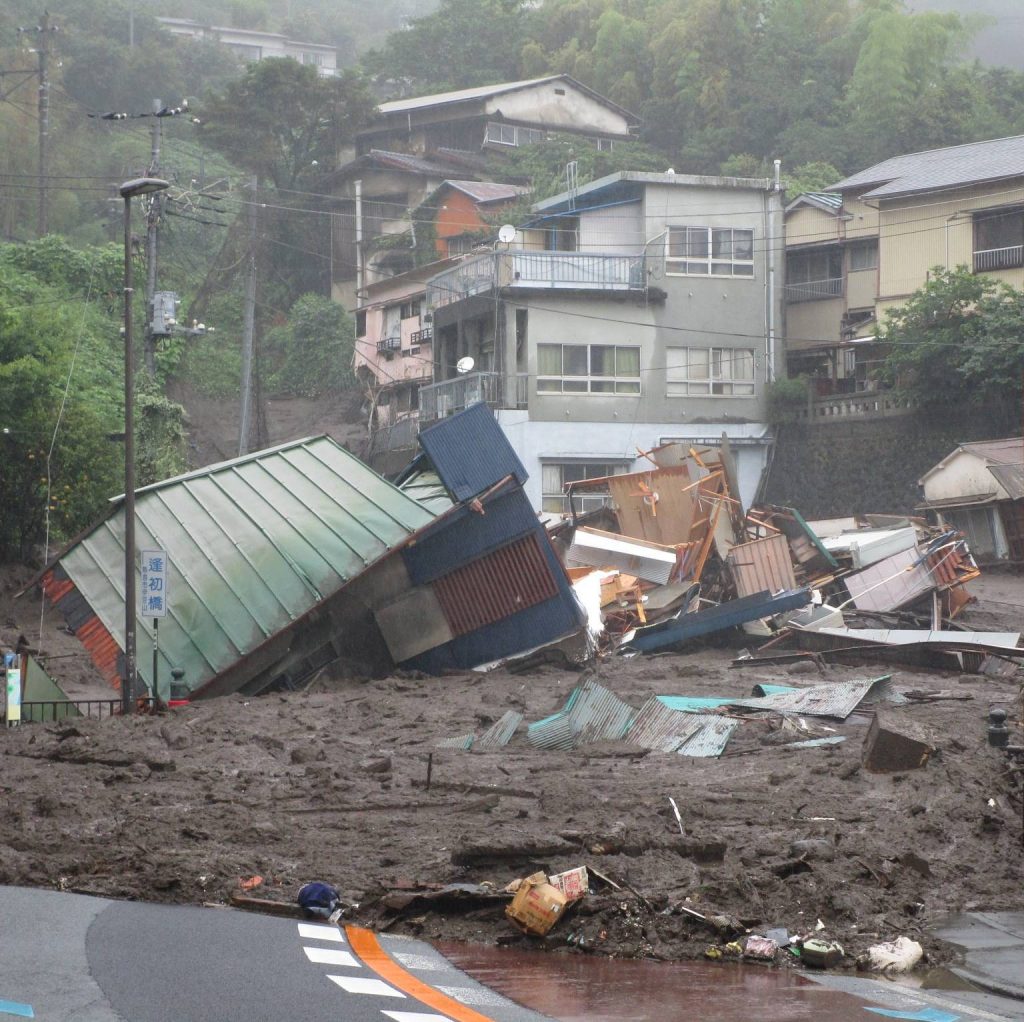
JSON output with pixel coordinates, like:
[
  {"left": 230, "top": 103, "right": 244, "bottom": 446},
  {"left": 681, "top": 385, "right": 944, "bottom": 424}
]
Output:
[
  {"left": 495, "top": 411, "right": 770, "bottom": 511},
  {"left": 485, "top": 83, "right": 631, "bottom": 137},
  {"left": 920, "top": 450, "right": 1011, "bottom": 503},
  {"left": 762, "top": 407, "right": 1019, "bottom": 518}
]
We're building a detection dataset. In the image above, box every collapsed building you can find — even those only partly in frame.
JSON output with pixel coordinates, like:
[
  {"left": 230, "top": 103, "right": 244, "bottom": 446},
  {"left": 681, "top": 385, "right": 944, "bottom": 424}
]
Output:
[{"left": 25, "top": 403, "right": 1021, "bottom": 707}]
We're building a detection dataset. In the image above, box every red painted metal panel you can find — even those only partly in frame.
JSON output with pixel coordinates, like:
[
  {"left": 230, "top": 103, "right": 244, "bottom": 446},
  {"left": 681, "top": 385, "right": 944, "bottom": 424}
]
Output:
[
  {"left": 41, "top": 573, "right": 123, "bottom": 692},
  {"left": 433, "top": 533, "right": 558, "bottom": 637}
]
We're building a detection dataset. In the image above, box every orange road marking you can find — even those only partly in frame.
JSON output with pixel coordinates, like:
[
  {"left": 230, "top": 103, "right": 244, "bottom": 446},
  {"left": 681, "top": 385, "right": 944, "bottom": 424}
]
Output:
[{"left": 345, "top": 926, "right": 497, "bottom": 1022}]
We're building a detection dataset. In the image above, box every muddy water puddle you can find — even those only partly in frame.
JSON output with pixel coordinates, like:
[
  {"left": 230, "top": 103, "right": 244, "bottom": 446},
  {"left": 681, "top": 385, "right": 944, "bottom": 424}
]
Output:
[{"left": 435, "top": 942, "right": 874, "bottom": 1021}]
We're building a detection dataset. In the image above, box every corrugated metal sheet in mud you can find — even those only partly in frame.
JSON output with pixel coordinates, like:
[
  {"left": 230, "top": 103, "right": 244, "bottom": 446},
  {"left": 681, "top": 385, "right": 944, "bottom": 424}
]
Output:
[
  {"left": 418, "top": 402, "right": 528, "bottom": 502},
  {"left": 527, "top": 679, "right": 634, "bottom": 750},
  {"left": 475, "top": 710, "right": 524, "bottom": 750},
  {"left": 626, "top": 699, "right": 737, "bottom": 757},
  {"left": 727, "top": 675, "right": 903, "bottom": 719}
]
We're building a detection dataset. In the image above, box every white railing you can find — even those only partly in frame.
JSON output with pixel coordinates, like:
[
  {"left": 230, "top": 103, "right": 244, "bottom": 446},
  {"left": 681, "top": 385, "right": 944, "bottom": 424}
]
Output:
[
  {"left": 785, "top": 277, "right": 843, "bottom": 303},
  {"left": 974, "top": 245, "right": 1024, "bottom": 272},
  {"left": 419, "top": 371, "right": 529, "bottom": 422}
]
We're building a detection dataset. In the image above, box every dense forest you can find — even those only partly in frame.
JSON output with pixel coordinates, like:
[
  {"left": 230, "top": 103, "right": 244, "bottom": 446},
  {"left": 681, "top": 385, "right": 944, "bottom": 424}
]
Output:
[{"left": 4, "top": 0, "right": 1024, "bottom": 559}]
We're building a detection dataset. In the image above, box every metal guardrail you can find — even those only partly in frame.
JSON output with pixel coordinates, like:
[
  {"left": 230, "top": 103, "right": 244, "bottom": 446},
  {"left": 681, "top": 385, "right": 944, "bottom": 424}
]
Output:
[
  {"left": 419, "top": 371, "right": 529, "bottom": 422},
  {"left": 376, "top": 336, "right": 402, "bottom": 352},
  {"left": 426, "top": 250, "right": 649, "bottom": 310},
  {"left": 784, "top": 277, "right": 843, "bottom": 303},
  {"left": 974, "top": 245, "right": 1024, "bottom": 272}
]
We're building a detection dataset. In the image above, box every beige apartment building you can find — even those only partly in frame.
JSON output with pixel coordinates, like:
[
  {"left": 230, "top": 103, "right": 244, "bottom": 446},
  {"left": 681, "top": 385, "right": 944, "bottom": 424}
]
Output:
[{"left": 784, "top": 135, "right": 1024, "bottom": 394}]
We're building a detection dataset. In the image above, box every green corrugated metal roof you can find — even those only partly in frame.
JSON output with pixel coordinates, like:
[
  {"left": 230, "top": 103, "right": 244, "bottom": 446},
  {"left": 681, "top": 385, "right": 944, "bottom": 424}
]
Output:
[{"left": 58, "top": 436, "right": 435, "bottom": 697}]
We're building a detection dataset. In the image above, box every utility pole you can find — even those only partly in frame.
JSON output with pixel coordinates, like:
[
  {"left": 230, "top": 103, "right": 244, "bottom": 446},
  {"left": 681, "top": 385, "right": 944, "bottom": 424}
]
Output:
[
  {"left": 238, "top": 175, "right": 258, "bottom": 456},
  {"left": 18, "top": 11, "right": 56, "bottom": 237},
  {"left": 144, "top": 99, "right": 162, "bottom": 375},
  {"left": 37, "top": 11, "right": 50, "bottom": 237}
]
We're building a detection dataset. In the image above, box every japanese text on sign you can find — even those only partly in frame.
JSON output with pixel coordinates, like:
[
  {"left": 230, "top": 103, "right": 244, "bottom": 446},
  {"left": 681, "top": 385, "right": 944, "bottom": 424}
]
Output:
[{"left": 140, "top": 549, "right": 169, "bottom": 618}]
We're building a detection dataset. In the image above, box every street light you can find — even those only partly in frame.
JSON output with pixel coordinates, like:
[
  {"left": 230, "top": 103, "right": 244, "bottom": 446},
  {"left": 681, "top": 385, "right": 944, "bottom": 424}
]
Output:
[{"left": 120, "top": 176, "right": 169, "bottom": 715}]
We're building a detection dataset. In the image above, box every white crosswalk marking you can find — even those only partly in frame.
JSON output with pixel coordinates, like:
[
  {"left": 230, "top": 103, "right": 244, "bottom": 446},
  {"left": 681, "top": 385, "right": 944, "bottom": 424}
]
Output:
[
  {"left": 297, "top": 922, "right": 345, "bottom": 942},
  {"left": 303, "top": 947, "right": 358, "bottom": 968},
  {"left": 327, "top": 975, "right": 407, "bottom": 997},
  {"left": 381, "top": 1013, "right": 453, "bottom": 1022}
]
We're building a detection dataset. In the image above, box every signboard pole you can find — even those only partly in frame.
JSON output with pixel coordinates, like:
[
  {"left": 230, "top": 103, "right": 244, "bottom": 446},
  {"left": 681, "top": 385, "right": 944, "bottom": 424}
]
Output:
[
  {"left": 140, "top": 549, "right": 168, "bottom": 711},
  {"left": 152, "top": 617, "right": 160, "bottom": 709}
]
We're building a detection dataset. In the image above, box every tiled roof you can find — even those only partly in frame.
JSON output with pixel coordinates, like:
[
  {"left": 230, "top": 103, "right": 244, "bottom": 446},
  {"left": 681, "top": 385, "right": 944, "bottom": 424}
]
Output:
[
  {"left": 366, "top": 149, "right": 466, "bottom": 177},
  {"left": 786, "top": 191, "right": 843, "bottom": 213},
  {"left": 830, "top": 135, "right": 1024, "bottom": 199}
]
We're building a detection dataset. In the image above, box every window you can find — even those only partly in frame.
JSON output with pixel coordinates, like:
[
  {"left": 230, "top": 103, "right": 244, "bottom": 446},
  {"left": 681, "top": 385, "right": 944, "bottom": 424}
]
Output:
[
  {"left": 355, "top": 310, "right": 366, "bottom": 337},
  {"left": 596, "top": 138, "right": 615, "bottom": 152},
  {"left": 667, "top": 227, "right": 754, "bottom": 276},
  {"left": 542, "top": 462, "right": 627, "bottom": 515},
  {"left": 301, "top": 52, "right": 325, "bottom": 66},
  {"left": 974, "top": 208, "right": 1024, "bottom": 272},
  {"left": 446, "top": 235, "right": 478, "bottom": 257},
  {"left": 848, "top": 240, "right": 878, "bottom": 271},
  {"left": 537, "top": 343, "right": 640, "bottom": 395},
  {"left": 666, "top": 347, "right": 755, "bottom": 397},
  {"left": 399, "top": 299, "right": 421, "bottom": 320},
  {"left": 485, "top": 122, "right": 548, "bottom": 147}
]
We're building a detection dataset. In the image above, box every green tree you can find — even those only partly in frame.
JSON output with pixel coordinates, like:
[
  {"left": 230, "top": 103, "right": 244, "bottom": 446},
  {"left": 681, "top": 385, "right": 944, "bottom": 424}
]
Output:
[
  {"left": 201, "top": 59, "right": 376, "bottom": 191},
  {"left": 262, "top": 292, "right": 356, "bottom": 398},
  {"left": 364, "top": 0, "right": 536, "bottom": 92},
  {"left": 879, "top": 266, "right": 1024, "bottom": 414}
]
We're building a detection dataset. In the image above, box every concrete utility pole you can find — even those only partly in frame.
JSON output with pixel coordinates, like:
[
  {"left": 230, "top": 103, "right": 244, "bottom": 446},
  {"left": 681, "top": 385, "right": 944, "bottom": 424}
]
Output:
[
  {"left": 19, "top": 11, "right": 56, "bottom": 237},
  {"left": 238, "top": 175, "right": 258, "bottom": 456},
  {"left": 144, "top": 100, "right": 163, "bottom": 375}
]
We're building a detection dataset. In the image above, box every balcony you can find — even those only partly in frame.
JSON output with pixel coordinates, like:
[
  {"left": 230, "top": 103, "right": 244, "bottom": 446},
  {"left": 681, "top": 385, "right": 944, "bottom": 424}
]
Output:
[
  {"left": 974, "top": 245, "right": 1024, "bottom": 273},
  {"left": 419, "top": 371, "right": 528, "bottom": 423},
  {"left": 376, "top": 336, "right": 402, "bottom": 353},
  {"left": 426, "top": 250, "right": 651, "bottom": 311},
  {"left": 784, "top": 277, "right": 843, "bottom": 303},
  {"left": 410, "top": 327, "right": 432, "bottom": 344}
]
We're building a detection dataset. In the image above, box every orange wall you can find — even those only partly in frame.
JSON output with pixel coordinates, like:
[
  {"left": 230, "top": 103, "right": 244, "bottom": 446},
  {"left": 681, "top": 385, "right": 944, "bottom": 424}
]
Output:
[{"left": 435, "top": 190, "right": 488, "bottom": 255}]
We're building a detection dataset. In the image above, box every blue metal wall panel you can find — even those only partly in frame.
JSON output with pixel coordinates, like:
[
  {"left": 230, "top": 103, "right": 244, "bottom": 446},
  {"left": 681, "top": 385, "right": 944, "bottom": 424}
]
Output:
[
  {"left": 400, "top": 589, "right": 583, "bottom": 672},
  {"left": 403, "top": 486, "right": 539, "bottom": 586},
  {"left": 418, "top": 402, "right": 528, "bottom": 502}
]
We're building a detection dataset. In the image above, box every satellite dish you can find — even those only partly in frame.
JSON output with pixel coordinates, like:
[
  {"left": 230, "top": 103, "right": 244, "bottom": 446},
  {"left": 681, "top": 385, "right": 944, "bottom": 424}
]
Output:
[
  {"left": 456, "top": 356, "right": 475, "bottom": 374},
  {"left": 498, "top": 224, "right": 516, "bottom": 244}
]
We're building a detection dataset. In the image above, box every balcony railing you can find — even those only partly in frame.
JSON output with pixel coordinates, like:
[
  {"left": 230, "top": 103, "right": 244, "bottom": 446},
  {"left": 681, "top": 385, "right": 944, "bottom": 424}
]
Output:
[
  {"left": 784, "top": 277, "right": 843, "bottom": 303},
  {"left": 376, "top": 336, "right": 402, "bottom": 353},
  {"left": 426, "top": 250, "right": 650, "bottom": 311},
  {"left": 410, "top": 327, "right": 432, "bottom": 344},
  {"left": 419, "top": 371, "right": 529, "bottom": 422},
  {"left": 974, "top": 245, "right": 1024, "bottom": 273}
]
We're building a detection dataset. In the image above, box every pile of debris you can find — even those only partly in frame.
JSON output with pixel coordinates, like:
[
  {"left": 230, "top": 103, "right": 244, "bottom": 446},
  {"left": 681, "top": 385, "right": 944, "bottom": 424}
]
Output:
[{"left": 547, "top": 440, "right": 1019, "bottom": 676}]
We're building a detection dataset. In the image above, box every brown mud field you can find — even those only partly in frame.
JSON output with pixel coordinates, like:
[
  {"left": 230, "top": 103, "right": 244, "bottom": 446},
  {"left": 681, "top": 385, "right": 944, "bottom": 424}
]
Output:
[{"left": 2, "top": 566, "right": 1023, "bottom": 974}]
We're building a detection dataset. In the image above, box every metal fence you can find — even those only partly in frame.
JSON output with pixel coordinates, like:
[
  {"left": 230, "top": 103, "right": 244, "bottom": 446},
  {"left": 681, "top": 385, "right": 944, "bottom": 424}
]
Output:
[
  {"left": 974, "top": 245, "right": 1024, "bottom": 273},
  {"left": 785, "top": 277, "right": 843, "bottom": 303},
  {"left": 9, "top": 697, "right": 156, "bottom": 723},
  {"left": 419, "top": 371, "right": 528, "bottom": 422},
  {"left": 426, "top": 250, "right": 650, "bottom": 310}
]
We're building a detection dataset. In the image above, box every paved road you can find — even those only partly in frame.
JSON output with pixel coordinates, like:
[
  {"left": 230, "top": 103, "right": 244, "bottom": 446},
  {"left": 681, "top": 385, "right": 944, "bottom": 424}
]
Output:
[{"left": 0, "top": 886, "right": 545, "bottom": 1022}]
